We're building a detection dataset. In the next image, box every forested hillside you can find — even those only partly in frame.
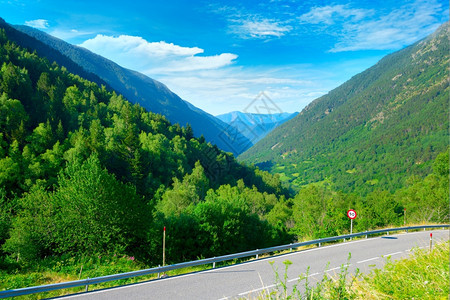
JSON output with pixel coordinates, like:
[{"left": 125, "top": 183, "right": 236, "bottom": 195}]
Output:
[
  {"left": 0, "top": 18, "right": 252, "bottom": 156},
  {"left": 240, "top": 23, "right": 449, "bottom": 195},
  {"left": 0, "top": 28, "right": 291, "bottom": 265}
]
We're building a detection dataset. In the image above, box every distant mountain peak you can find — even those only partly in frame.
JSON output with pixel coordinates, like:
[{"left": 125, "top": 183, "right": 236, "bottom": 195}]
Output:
[{"left": 216, "top": 111, "right": 298, "bottom": 144}]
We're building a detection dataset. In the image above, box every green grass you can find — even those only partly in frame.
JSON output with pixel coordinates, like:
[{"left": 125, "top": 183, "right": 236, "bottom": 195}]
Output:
[
  {"left": 353, "top": 241, "right": 449, "bottom": 299},
  {"left": 0, "top": 254, "right": 152, "bottom": 299},
  {"left": 256, "top": 241, "right": 449, "bottom": 299}
]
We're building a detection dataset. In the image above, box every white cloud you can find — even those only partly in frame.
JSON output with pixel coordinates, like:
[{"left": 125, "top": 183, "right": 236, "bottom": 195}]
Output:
[
  {"left": 149, "top": 53, "right": 238, "bottom": 73},
  {"left": 81, "top": 35, "right": 203, "bottom": 57},
  {"left": 331, "top": 0, "right": 444, "bottom": 52},
  {"left": 24, "top": 19, "right": 49, "bottom": 29},
  {"left": 299, "top": 0, "right": 445, "bottom": 52},
  {"left": 299, "top": 5, "right": 372, "bottom": 25},
  {"left": 50, "top": 28, "right": 95, "bottom": 40},
  {"left": 210, "top": 5, "right": 293, "bottom": 40},
  {"left": 79, "top": 34, "right": 237, "bottom": 73},
  {"left": 229, "top": 18, "right": 292, "bottom": 39}
]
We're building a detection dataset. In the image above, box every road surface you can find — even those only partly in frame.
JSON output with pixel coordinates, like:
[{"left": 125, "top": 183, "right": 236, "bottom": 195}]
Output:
[{"left": 58, "top": 229, "right": 449, "bottom": 300}]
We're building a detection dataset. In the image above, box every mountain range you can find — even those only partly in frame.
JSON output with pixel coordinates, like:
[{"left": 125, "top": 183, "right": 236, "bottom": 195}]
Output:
[
  {"left": 0, "top": 17, "right": 447, "bottom": 196},
  {"left": 239, "top": 22, "right": 449, "bottom": 195},
  {"left": 216, "top": 111, "right": 298, "bottom": 144},
  {"left": 0, "top": 18, "right": 251, "bottom": 156}
]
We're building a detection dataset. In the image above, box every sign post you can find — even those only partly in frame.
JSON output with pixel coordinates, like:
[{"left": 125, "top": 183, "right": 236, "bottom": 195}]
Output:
[{"left": 347, "top": 209, "right": 357, "bottom": 240}]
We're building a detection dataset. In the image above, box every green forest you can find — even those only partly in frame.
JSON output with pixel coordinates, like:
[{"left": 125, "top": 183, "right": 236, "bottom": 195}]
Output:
[
  {"left": 239, "top": 23, "right": 449, "bottom": 196},
  {"left": 0, "top": 26, "right": 448, "bottom": 290}
]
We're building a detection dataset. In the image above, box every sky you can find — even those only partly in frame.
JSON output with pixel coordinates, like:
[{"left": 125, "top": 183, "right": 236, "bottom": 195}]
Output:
[{"left": 1, "top": 0, "right": 448, "bottom": 115}]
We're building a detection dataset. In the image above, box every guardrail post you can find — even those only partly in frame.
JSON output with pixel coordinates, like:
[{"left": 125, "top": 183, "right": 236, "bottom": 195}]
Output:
[
  {"left": 256, "top": 250, "right": 259, "bottom": 259},
  {"left": 365, "top": 231, "right": 368, "bottom": 239},
  {"left": 290, "top": 243, "right": 292, "bottom": 252},
  {"left": 157, "top": 265, "right": 160, "bottom": 278},
  {"left": 85, "top": 277, "right": 89, "bottom": 292},
  {"left": 318, "top": 242, "right": 321, "bottom": 247},
  {"left": 213, "top": 258, "right": 216, "bottom": 269}
]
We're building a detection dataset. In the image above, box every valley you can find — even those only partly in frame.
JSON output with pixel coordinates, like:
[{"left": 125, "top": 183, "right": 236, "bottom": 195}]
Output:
[{"left": 0, "top": 5, "right": 448, "bottom": 299}]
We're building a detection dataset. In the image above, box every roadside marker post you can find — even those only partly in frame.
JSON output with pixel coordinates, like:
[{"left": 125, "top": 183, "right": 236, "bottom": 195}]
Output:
[
  {"left": 163, "top": 227, "right": 166, "bottom": 268},
  {"left": 429, "top": 233, "right": 433, "bottom": 251},
  {"left": 347, "top": 209, "right": 357, "bottom": 240}
]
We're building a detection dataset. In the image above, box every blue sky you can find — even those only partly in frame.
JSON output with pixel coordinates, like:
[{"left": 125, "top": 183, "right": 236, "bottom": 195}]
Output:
[{"left": 1, "top": 0, "right": 448, "bottom": 115}]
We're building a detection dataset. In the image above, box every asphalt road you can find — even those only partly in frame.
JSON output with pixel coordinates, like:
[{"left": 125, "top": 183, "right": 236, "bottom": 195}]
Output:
[{"left": 59, "top": 229, "right": 449, "bottom": 300}]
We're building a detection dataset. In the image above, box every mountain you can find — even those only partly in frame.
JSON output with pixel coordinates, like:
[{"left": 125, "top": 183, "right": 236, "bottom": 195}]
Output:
[
  {"left": 216, "top": 111, "right": 298, "bottom": 144},
  {"left": 1, "top": 23, "right": 447, "bottom": 280},
  {"left": 239, "top": 22, "right": 449, "bottom": 194},
  {"left": 0, "top": 18, "right": 251, "bottom": 155}
]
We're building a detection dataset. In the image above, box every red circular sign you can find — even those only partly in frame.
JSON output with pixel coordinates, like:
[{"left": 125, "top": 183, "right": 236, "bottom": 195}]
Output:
[{"left": 347, "top": 209, "right": 357, "bottom": 219}]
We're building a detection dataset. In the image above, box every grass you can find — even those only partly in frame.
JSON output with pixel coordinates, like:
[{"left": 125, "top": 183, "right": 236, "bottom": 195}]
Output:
[
  {"left": 255, "top": 241, "right": 449, "bottom": 299},
  {"left": 0, "top": 254, "right": 154, "bottom": 299},
  {"left": 352, "top": 241, "right": 449, "bottom": 299}
]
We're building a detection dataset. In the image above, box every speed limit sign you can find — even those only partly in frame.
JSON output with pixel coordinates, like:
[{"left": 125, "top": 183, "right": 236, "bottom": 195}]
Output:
[{"left": 347, "top": 209, "right": 357, "bottom": 219}]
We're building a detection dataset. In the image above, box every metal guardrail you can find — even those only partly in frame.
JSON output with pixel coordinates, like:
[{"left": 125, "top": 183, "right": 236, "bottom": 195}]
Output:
[{"left": 0, "top": 224, "right": 448, "bottom": 298}]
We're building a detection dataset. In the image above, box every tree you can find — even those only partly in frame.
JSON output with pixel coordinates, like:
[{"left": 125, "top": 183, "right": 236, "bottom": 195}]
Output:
[
  {"left": 433, "top": 150, "right": 449, "bottom": 177},
  {"left": 3, "top": 184, "right": 54, "bottom": 261},
  {"left": 51, "top": 154, "right": 149, "bottom": 256},
  {"left": 157, "top": 161, "right": 209, "bottom": 216},
  {"left": 5, "top": 155, "right": 151, "bottom": 260},
  {"left": 0, "top": 93, "right": 29, "bottom": 143}
]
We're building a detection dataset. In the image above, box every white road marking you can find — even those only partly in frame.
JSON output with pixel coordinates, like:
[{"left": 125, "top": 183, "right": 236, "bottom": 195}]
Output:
[
  {"left": 326, "top": 264, "right": 351, "bottom": 273},
  {"left": 238, "top": 270, "right": 322, "bottom": 296},
  {"left": 384, "top": 251, "right": 402, "bottom": 257},
  {"left": 357, "top": 257, "right": 379, "bottom": 264},
  {"left": 287, "top": 272, "right": 320, "bottom": 283},
  {"left": 238, "top": 283, "right": 279, "bottom": 296}
]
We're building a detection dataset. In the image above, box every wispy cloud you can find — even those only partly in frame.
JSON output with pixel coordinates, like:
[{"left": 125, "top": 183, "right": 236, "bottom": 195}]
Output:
[
  {"left": 229, "top": 17, "right": 292, "bottom": 39},
  {"left": 333, "top": 0, "right": 444, "bottom": 52},
  {"left": 24, "top": 19, "right": 49, "bottom": 29},
  {"left": 299, "top": 0, "right": 446, "bottom": 52},
  {"left": 50, "top": 28, "right": 96, "bottom": 41},
  {"left": 211, "top": 5, "right": 293, "bottom": 40},
  {"left": 299, "top": 5, "right": 373, "bottom": 25}
]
